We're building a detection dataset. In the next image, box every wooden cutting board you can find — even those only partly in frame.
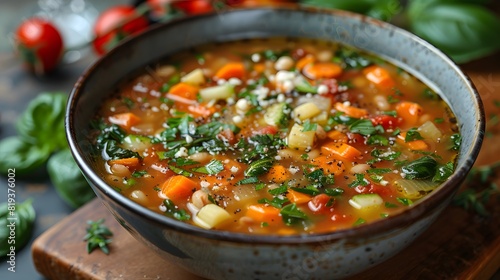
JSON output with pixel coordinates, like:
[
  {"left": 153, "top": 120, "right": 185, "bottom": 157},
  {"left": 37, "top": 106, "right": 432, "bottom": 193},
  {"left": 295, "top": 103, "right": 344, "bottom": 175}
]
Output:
[{"left": 32, "top": 197, "right": 499, "bottom": 280}]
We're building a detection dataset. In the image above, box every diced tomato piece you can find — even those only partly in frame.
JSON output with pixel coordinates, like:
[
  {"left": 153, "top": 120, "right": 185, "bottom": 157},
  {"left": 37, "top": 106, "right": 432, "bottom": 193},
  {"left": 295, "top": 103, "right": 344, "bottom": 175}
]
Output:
[
  {"left": 371, "top": 115, "right": 401, "bottom": 130},
  {"left": 254, "top": 125, "right": 278, "bottom": 135},
  {"left": 355, "top": 183, "right": 391, "bottom": 196},
  {"left": 308, "top": 194, "right": 335, "bottom": 213},
  {"left": 346, "top": 132, "right": 365, "bottom": 144},
  {"left": 217, "top": 128, "right": 237, "bottom": 145}
]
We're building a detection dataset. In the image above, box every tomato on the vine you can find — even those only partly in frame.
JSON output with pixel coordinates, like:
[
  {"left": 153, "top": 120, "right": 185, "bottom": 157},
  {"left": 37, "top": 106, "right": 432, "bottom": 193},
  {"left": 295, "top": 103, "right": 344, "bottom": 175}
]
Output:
[
  {"left": 172, "top": 0, "right": 214, "bottom": 15},
  {"left": 14, "top": 18, "right": 64, "bottom": 74},
  {"left": 146, "top": 0, "right": 213, "bottom": 17},
  {"left": 93, "top": 5, "right": 149, "bottom": 56}
]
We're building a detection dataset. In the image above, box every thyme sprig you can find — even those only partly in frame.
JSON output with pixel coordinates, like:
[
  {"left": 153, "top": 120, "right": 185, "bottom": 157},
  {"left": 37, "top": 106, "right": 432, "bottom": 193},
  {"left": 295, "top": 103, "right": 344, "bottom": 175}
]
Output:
[
  {"left": 84, "top": 219, "right": 113, "bottom": 255},
  {"left": 452, "top": 163, "right": 500, "bottom": 216}
]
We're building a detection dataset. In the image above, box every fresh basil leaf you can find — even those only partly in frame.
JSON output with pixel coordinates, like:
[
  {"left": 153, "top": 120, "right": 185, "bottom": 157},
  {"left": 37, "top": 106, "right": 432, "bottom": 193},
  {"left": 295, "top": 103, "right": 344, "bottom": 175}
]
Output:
[
  {"left": 367, "top": 135, "right": 389, "bottom": 146},
  {"left": 349, "top": 119, "right": 377, "bottom": 136},
  {"left": 245, "top": 158, "right": 274, "bottom": 177},
  {"left": 280, "top": 203, "right": 308, "bottom": 225},
  {"left": 433, "top": 162, "right": 455, "bottom": 183},
  {"left": 0, "top": 199, "right": 36, "bottom": 257},
  {"left": 405, "top": 128, "right": 424, "bottom": 142},
  {"left": 269, "top": 184, "right": 288, "bottom": 195},
  {"left": 0, "top": 136, "right": 51, "bottom": 176},
  {"left": 163, "top": 199, "right": 190, "bottom": 221},
  {"left": 324, "top": 187, "right": 345, "bottom": 196},
  {"left": 192, "top": 159, "right": 224, "bottom": 175},
  {"left": 401, "top": 156, "right": 438, "bottom": 180},
  {"left": 301, "top": 0, "right": 401, "bottom": 21},
  {"left": 16, "top": 92, "right": 68, "bottom": 151},
  {"left": 450, "top": 133, "right": 461, "bottom": 151},
  {"left": 291, "top": 186, "right": 320, "bottom": 196},
  {"left": 47, "top": 149, "right": 95, "bottom": 208},
  {"left": 408, "top": 1, "right": 500, "bottom": 63}
]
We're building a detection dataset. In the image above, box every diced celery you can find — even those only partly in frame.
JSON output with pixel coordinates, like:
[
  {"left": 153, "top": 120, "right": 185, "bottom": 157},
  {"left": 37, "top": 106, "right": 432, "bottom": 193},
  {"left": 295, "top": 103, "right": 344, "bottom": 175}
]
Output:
[
  {"left": 193, "top": 204, "right": 231, "bottom": 229},
  {"left": 199, "top": 84, "right": 234, "bottom": 102},
  {"left": 418, "top": 121, "right": 442, "bottom": 141},
  {"left": 181, "top": 68, "right": 205, "bottom": 85},
  {"left": 288, "top": 123, "right": 316, "bottom": 151},
  {"left": 264, "top": 102, "right": 291, "bottom": 128},
  {"left": 349, "top": 194, "right": 383, "bottom": 209},
  {"left": 293, "top": 102, "right": 322, "bottom": 121},
  {"left": 122, "top": 135, "right": 152, "bottom": 152}
]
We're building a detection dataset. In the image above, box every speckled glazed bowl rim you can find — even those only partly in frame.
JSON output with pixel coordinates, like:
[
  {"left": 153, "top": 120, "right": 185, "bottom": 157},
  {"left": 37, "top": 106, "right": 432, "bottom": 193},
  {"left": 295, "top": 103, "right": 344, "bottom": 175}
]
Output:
[{"left": 67, "top": 7, "right": 484, "bottom": 244}]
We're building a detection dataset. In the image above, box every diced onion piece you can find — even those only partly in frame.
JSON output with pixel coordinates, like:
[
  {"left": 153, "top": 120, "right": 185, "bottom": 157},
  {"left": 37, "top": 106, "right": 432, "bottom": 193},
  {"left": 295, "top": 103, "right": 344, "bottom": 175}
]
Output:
[
  {"left": 199, "top": 84, "right": 234, "bottom": 102},
  {"left": 232, "top": 186, "right": 258, "bottom": 202},
  {"left": 288, "top": 124, "right": 316, "bottom": 151},
  {"left": 418, "top": 121, "right": 442, "bottom": 141},
  {"left": 349, "top": 194, "right": 383, "bottom": 210},
  {"left": 193, "top": 204, "right": 231, "bottom": 229},
  {"left": 181, "top": 68, "right": 205, "bottom": 85},
  {"left": 293, "top": 102, "right": 321, "bottom": 121},
  {"left": 394, "top": 179, "right": 439, "bottom": 199}
]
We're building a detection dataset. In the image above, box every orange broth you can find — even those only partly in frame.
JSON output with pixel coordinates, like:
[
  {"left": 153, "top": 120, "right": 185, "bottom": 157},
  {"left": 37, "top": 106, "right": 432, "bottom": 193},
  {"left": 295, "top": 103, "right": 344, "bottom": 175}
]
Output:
[{"left": 91, "top": 38, "right": 459, "bottom": 235}]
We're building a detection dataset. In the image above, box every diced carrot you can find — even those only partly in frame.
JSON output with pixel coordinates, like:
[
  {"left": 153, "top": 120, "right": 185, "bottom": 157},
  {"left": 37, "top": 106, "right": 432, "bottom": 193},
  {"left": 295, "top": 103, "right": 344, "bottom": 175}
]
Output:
[
  {"left": 108, "top": 157, "right": 140, "bottom": 168},
  {"left": 168, "top": 82, "right": 199, "bottom": 100},
  {"left": 363, "top": 65, "right": 395, "bottom": 89},
  {"left": 265, "top": 165, "right": 289, "bottom": 183},
  {"left": 321, "top": 142, "right": 362, "bottom": 161},
  {"left": 296, "top": 54, "right": 315, "bottom": 70},
  {"left": 109, "top": 112, "right": 141, "bottom": 130},
  {"left": 396, "top": 132, "right": 429, "bottom": 151},
  {"left": 396, "top": 101, "right": 423, "bottom": 126},
  {"left": 246, "top": 204, "right": 281, "bottom": 224},
  {"left": 161, "top": 175, "right": 199, "bottom": 201},
  {"left": 326, "top": 130, "right": 348, "bottom": 143},
  {"left": 310, "top": 155, "right": 345, "bottom": 176},
  {"left": 334, "top": 102, "right": 368, "bottom": 119},
  {"left": 187, "top": 104, "right": 216, "bottom": 118},
  {"left": 214, "top": 62, "right": 246, "bottom": 80},
  {"left": 286, "top": 189, "right": 311, "bottom": 204},
  {"left": 303, "top": 62, "right": 343, "bottom": 79}
]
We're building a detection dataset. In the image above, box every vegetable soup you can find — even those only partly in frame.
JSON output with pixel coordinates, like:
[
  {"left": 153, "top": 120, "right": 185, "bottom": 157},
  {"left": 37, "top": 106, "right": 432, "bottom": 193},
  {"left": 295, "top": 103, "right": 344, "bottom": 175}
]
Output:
[{"left": 91, "top": 38, "right": 459, "bottom": 235}]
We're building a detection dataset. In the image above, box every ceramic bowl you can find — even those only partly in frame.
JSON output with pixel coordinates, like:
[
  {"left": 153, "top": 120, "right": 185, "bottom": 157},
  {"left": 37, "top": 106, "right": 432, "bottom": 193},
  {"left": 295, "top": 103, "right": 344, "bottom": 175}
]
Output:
[{"left": 66, "top": 7, "right": 484, "bottom": 280}]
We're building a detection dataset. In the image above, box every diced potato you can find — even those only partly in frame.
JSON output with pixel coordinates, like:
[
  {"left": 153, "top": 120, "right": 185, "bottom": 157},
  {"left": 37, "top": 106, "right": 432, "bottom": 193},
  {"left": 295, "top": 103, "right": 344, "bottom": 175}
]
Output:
[
  {"left": 288, "top": 123, "right": 316, "bottom": 151},
  {"left": 199, "top": 84, "right": 234, "bottom": 102},
  {"left": 311, "top": 111, "right": 329, "bottom": 126},
  {"left": 181, "top": 68, "right": 205, "bottom": 86},
  {"left": 193, "top": 204, "right": 231, "bottom": 229},
  {"left": 418, "top": 121, "right": 442, "bottom": 141},
  {"left": 293, "top": 102, "right": 322, "bottom": 121}
]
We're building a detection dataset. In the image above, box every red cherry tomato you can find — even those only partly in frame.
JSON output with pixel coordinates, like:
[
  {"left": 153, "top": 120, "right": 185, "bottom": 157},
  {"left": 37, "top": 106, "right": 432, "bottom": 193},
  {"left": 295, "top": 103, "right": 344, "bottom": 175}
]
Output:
[
  {"left": 14, "top": 18, "right": 64, "bottom": 74},
  {"left": 308, "top": 194, "right": 335, "bottom": 213},
  {"left": 173, "top": 0, "right": 213, "bottom": 15},
  {"left": 93, "top": 5, "right": 149, "bottom": 55},
  {"left": 370, "top": 115, "right": 401, "bottom": 130},
  {"left": 227, "top": 0, "right": 297, "bottom": 7}
]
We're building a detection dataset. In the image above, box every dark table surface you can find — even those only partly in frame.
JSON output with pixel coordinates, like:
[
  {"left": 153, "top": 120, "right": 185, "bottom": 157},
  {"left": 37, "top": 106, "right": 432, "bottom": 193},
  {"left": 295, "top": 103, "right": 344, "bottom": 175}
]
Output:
[
  {"left": 0, "top": 1, "right": 499, "bottom": 280},
  {"left": 0, "top": 1, "right": 125, "bottom": 279}
]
